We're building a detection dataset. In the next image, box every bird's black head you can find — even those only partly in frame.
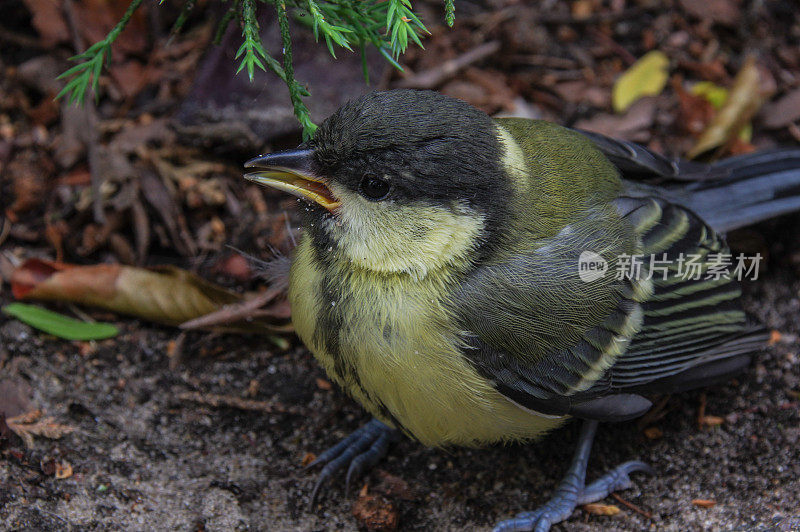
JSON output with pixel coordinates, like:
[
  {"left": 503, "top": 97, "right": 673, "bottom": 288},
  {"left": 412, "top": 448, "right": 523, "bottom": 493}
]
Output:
[
  {"left": 245, "top": 90, "right": 513, "bottom": 277},
  {"left": 310, "top": 90, "right": 506, "bottom": 205}
]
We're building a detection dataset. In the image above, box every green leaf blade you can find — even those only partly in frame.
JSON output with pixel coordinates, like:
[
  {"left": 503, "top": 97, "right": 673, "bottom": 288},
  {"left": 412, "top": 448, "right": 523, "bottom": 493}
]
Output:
[{"left": 2, "top": 303, "right": 119, "bottom": 341}]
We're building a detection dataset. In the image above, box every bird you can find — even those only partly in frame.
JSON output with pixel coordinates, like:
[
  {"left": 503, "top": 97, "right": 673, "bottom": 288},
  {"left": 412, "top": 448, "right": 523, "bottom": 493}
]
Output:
[{"left": 243, "top": 89, "right": 800, "bottom": 531}]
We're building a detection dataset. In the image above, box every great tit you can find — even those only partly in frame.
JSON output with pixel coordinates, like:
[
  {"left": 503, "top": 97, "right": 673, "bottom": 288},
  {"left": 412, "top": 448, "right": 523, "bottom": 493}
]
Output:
[{"left": 244, "top": 89, "right": 800, "bottom": 531}]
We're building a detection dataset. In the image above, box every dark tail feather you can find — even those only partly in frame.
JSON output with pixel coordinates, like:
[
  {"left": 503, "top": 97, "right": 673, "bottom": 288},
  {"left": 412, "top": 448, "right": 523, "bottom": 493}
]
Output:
[{"left": 680, "top": 149, "right": 800, "bottom": 232}]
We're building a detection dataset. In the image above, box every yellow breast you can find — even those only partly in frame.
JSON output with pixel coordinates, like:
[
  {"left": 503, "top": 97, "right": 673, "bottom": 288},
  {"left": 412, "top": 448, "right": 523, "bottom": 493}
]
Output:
[{"left": 288, "top": 236, "right": 566, "bottom": 447}]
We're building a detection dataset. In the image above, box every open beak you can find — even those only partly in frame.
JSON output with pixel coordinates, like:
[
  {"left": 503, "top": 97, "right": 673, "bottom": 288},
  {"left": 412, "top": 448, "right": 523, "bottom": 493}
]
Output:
[{"left": 244, "top": 149, "right": 341, "bottom": 211}]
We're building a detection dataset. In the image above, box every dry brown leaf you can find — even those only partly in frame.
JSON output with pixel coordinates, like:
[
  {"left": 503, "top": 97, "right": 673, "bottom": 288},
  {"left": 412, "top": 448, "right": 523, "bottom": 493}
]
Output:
[
  {"left": 375, "top": 471, "right": 415, "bottom": 501},
  {"left": 679, "top": 0, "right": 741, "bottom": 26},
  {"left": 643, "top": 427, "right": 663, "bottom": 440},
  {"left": 9, "top": 409, "right": 44, "bottom": 425},
  {"left": 11, "top": 258, "right": 289, "bottom": 333},
  {"left": 583, "top": 503, "right": 621, "bottom": 516},
  {"left": 315, "top": 378, "right": 333, "bottom": 391},
  {"left": 573, "top": 98, "right": 656, "bottom": 142},
  {"left": 761, "top": 88, "right": 800, "bottom": 129},
  {"left": 352, "top": 491, "right": 398, "bottom": 531},
  {"left": 674, "top": 78, "right": 716, "bottom": 137},
  {"left": 211, "top": 254, "right": 253, "bottom": 282},
  {"left": 692, "top": 499, "right": 717, "bottom": 508},
  {"left": 0, "top": 379, "right": 34, "bottom": 419},
  {"left": 6, "top": 410, "right": 75, "bottom": 448},
  {"left": 70, "top": 0, "right": 147, "bottom": 55},
  {"left": 571, "top": 0, "right": 594, "bottom": 19},
  {"left": 554, "top": 81, "right": 609, "bottom": 108},
  {"left": 5, "top": 150, "right": 52, "bottom": 221},
  {"left": 688, "top": 57, "right": 775, "bottom": 159},
  {"left": 22, "top": 0, "right": 70, "bottom": 47},
  {"left": 109, "top": 60, "right": 149, "bottom": 100},
  {"left": 699, "top": 415, "right": 725, "bottom": 427},
  {"left": 55, "top": 460, "right": 74, "bottom": 480},
  {"left": 27, "top": 98, "right": 60, "bottom": 126}
]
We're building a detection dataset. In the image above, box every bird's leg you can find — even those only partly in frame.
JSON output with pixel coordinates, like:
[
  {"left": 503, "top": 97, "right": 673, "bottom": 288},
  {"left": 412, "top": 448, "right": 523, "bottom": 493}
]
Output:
[
  {"left": 306, "top": 418, "right": 400, "bottom": 506},
  {"left": 493, "top": 420, "right": 653, "bottom": 532}
]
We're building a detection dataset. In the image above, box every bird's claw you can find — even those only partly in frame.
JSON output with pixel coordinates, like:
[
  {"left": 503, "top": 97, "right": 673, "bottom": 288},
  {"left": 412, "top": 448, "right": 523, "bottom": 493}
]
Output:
[
  {"left": 306, "top": 418, "right": 399, "bottom": 506},
  {"left": 493, "top": 499, "right": 572, "bottom": 532},
  {"left": 493, "top": 507, "right": 557, "bottom": 532},
  {"left": 493, "top": 460, "right": 653, "bottom": 532},
  {"left": 578, "top": 460, "right": 654, "bottom": 505}
]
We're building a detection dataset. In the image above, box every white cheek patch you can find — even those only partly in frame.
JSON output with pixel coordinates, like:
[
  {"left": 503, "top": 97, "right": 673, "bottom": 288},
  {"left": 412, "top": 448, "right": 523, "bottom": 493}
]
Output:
[
  {"left": 325, "top": 185, "right": 485, "bottom": 278},
  {"left": 496, "top": 126, "right": 530, "bottom": 195}
]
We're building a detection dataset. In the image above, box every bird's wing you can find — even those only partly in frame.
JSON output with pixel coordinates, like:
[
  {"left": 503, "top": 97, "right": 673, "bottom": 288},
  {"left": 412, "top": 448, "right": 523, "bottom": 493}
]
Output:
[
  {"left": 574, "top": 128, "right": 727, "bottom": 182},
  {"left": 585, "top": 196, "right": 767, "bottom": 396},
  {"left": 453, "top": 205, "right": 656, "bottom": 421},
  {"left": 454, "top": 195, "right": 765, "bottom": 422}
]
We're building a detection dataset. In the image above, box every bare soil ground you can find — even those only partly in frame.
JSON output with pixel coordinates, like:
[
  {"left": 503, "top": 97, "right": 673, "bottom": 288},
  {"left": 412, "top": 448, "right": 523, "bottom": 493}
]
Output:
[
  {"left": 2, "top": 220, "right": 799, "bottom": 531},
  {"left": 2, "top": 0, "right": 800, "bottom": 530}
]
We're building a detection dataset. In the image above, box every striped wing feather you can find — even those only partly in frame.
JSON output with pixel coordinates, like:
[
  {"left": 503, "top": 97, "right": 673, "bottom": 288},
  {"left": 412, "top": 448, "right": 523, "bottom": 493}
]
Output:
[{"left": 460, "top": 195, "right": 765, "bottom": 421}]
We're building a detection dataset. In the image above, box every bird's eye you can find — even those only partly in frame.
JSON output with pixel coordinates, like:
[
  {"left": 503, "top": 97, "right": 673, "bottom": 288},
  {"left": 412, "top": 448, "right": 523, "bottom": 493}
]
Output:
[{"left": 359, "top": 174, "right": 392, "bottom": 201}]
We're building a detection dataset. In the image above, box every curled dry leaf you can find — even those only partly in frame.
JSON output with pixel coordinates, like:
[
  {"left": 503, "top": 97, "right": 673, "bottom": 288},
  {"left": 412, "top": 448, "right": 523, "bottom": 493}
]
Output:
[
  {"left": 699, "top": 415, "right": 725, "bottom": 427},
  {"left": 375, "top": 471, "right": 415, "bottom": 501},
  {"left": 688, "top": 57, "right": 775, "bottom": 159},
  {"left": 643, "top": 426, "right": 663, "bottom": 440},
  {"left": 55, "top": 460, "right": 74, "bottom": 480},
  {"left": 583, "top": 503, "right": 621, "bottom": 516},
  {"left": 352, "top": 491, "right": 399, "bottom": 532},
  {"left": 11, "top": 258, "right": 289, "bottom": 334},
  {"left": 5, "top": 149, "right": 52, "bottom": 221},
  {"left": 6, "top": 409, "right": 75, "bottom": 448},
  {"left": 675, "top": 81, "right": 716, "bottom": 137},
  {"left": 315, "top": 378, "right": 333, "bottom": 391}
]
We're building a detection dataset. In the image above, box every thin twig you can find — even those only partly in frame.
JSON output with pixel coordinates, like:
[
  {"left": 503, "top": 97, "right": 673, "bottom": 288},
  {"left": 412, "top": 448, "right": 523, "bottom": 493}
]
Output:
[
  {"left": 0, "top": 217, "right": 11, "bottom": 247},
  {"left": 697, "top": 392, "right": 706, "bottom": 430},
  {"left": 0, "top": 26, "right": 46, "bottom": 49},
  {"left": 509, "top": 54, "right": 579, "bottom": 69},
  {"left": 396, "top": 41, "right": 501, "bottom": 89},
  {"left": 537, "top": 6, "right": 647, "bottom": 25},
  {"left": 168, "top": 331, "right": 188, "bottom": 371},
  {"left": 589, "top": 27, "right": 637, "bottom": 66},
  {"left": 611, "top": 493, "right": 654, "bottom": 520},
  {"left": 178, "top": 286, "right": 283, "bottom": 330},
  {"left": 636, "top": 395, "right": 671, "bottom": 429},
  {"left": 178, "top": 391, "right": 303, "bottom": 414},
  {"left": 67, "top": 303, "right": 96, "bottom": 323},
  {"left": 27, "top": 506, "right": 71, "bottom": 526}
]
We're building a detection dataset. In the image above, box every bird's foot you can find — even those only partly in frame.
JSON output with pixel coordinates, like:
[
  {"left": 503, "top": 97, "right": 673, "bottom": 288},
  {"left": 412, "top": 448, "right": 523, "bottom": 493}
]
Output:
[
  {"left": 306, "top": 418, "right": 400, "bottom": 505},
  {"left": 493, "top": 460, "right": 653, "bottom": 532},
  {"left": 493, "top": 492, "right": 579, "bottom": 532},
  {"left": 494, "top": 420, "right": 653, "bottom": 532},
  {"left": 577, "top": 460, "right": 654, "bottom": 505}
]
